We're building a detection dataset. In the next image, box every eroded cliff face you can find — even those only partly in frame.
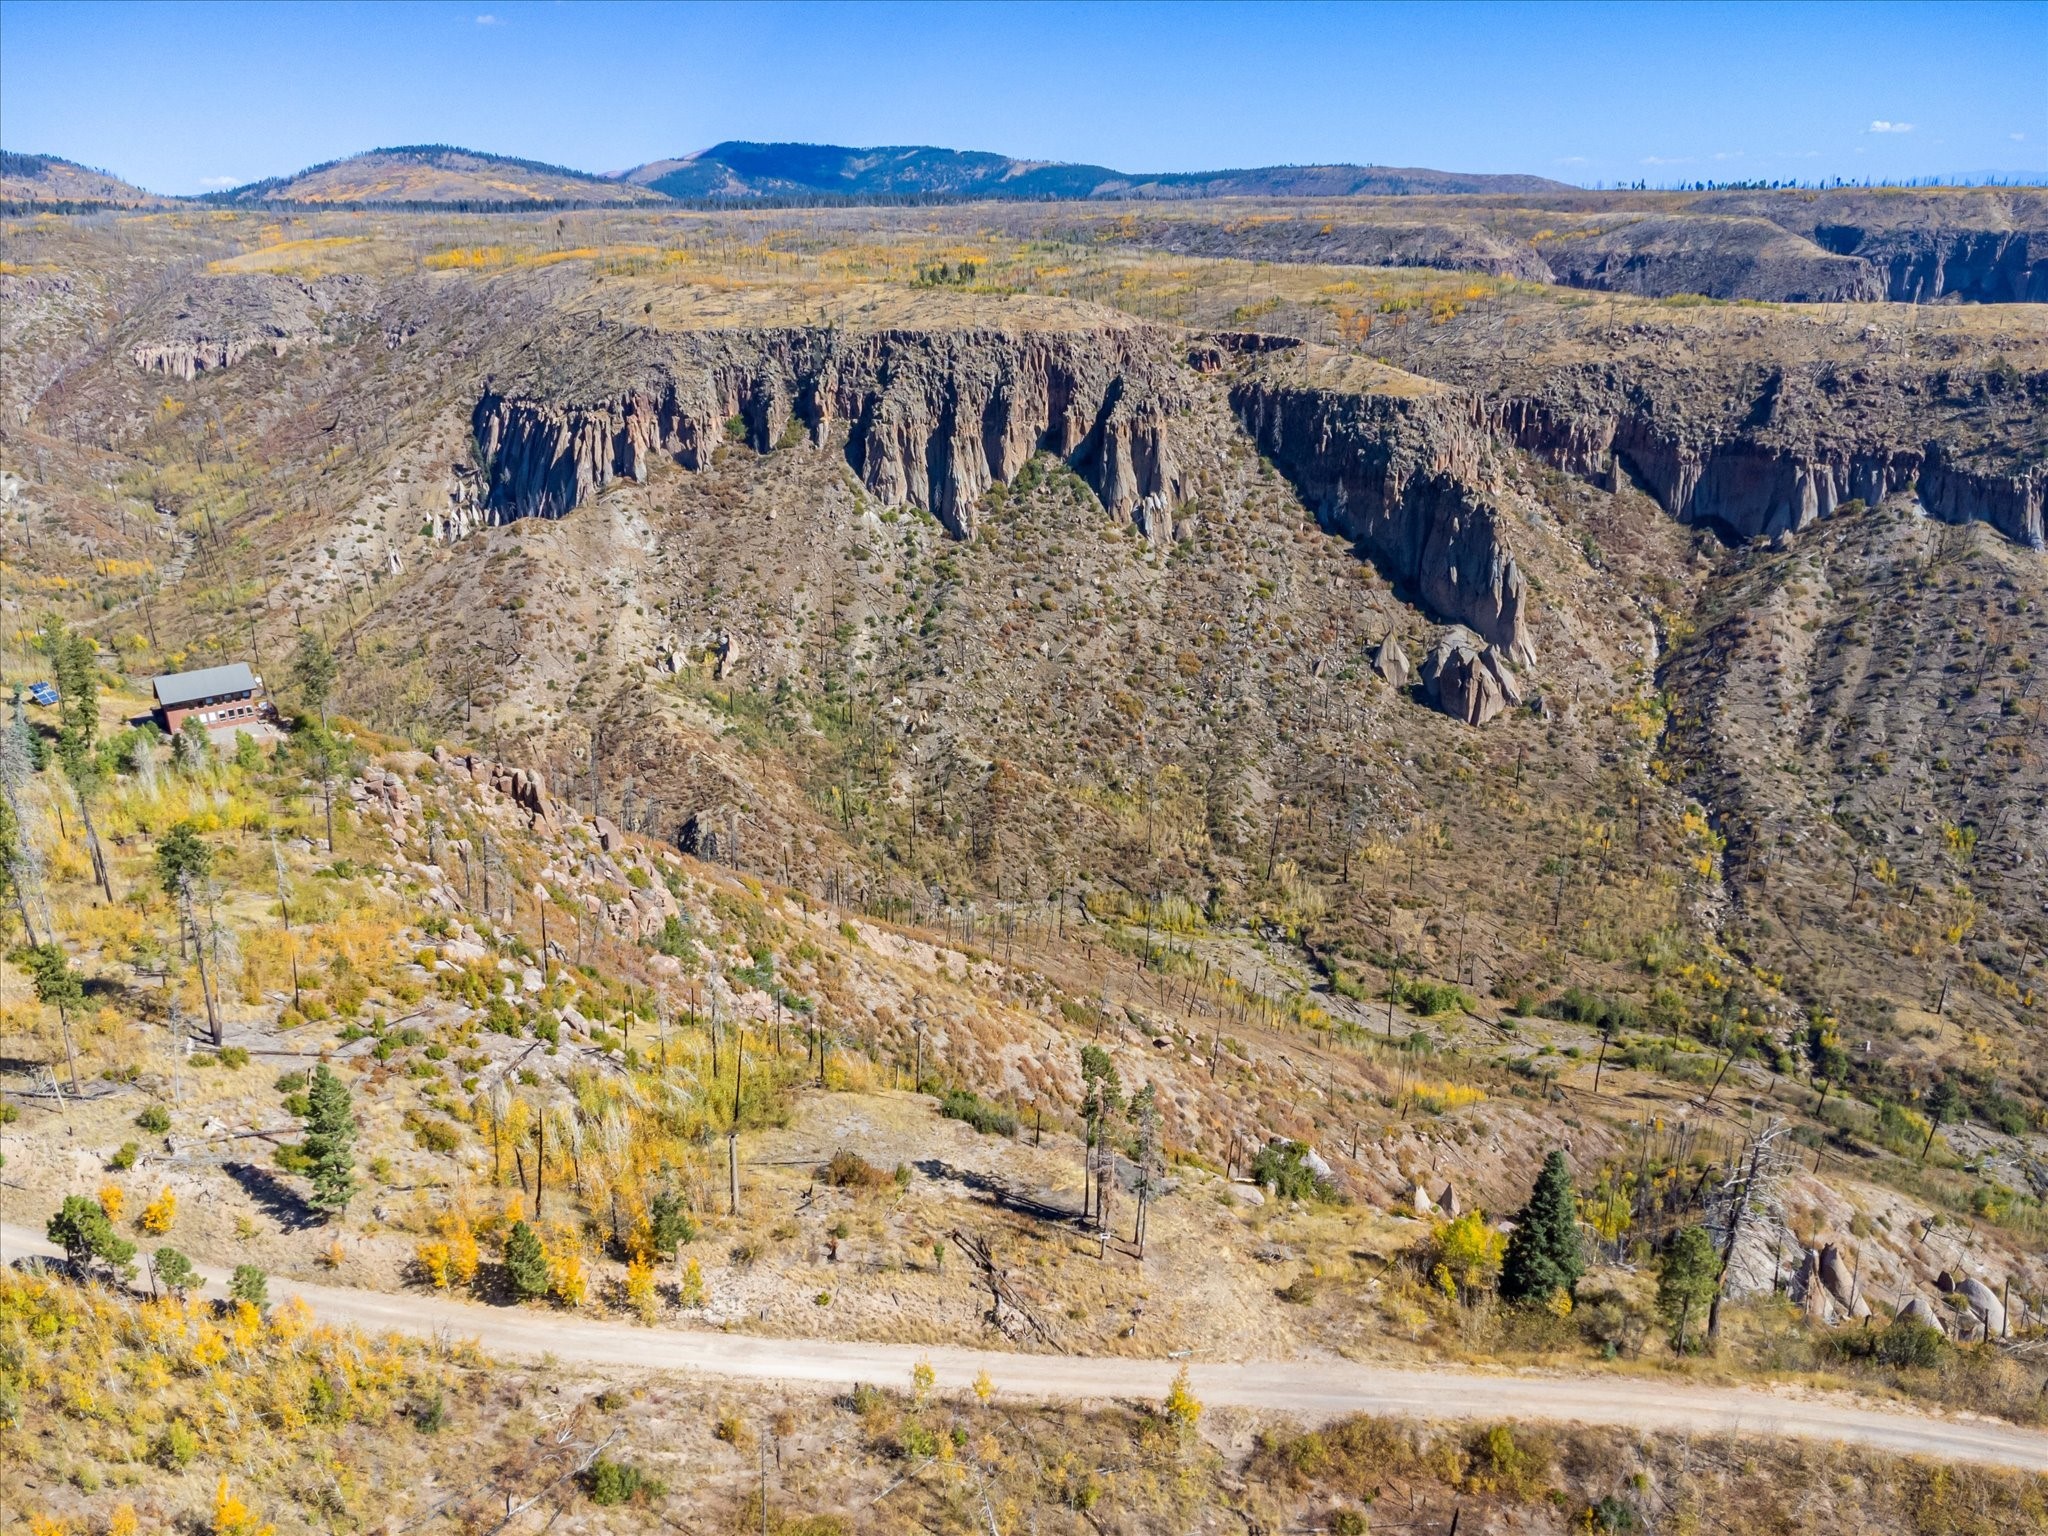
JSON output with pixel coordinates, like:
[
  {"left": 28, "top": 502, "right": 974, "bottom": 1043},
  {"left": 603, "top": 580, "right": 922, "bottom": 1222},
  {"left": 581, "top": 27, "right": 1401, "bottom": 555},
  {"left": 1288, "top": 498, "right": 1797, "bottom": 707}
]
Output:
[
  {"left": 1539, "top": 215, "right": 1885, "bottom": 304},
  {"left": 1485, "top": 366, "right": 2046, "bottom": 550},
  {"left": 469, "top": 325, "right": 1189, "bottom": 537},
  {"left": 124, "top": 273, "right": 328, "bottom": 380},
  {"left": 1814, "top": 227, "right": 2048, "bottom": 305},
  {"left": 1227, "top": 362, "right": 1534, "bottom": 664}
]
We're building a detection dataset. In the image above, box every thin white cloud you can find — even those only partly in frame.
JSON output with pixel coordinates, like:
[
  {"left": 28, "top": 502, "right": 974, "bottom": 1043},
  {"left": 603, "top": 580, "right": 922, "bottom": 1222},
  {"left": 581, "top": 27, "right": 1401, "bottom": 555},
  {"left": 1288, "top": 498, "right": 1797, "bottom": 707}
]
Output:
[
  {"left": 2013, "top": 132, "right": 2029, "bottom": 142},
  {"left": 1867, "top": 120, "right": 1914, "bottom": 134},
  {"left": 1553, "top": 155, "right": 1589, "bottom": 166},
  {"left": 1640, "top": 155, "right": 1692, "bottom": 166},
  {"left": 198, "top": 176, "right": 236, "bottom": 188},
  {"left": 475, "top": 12, "right": 501, "bottom": 23},
  {"left": 1711, "top": 151, "right": 1745, "bottom": 161}
]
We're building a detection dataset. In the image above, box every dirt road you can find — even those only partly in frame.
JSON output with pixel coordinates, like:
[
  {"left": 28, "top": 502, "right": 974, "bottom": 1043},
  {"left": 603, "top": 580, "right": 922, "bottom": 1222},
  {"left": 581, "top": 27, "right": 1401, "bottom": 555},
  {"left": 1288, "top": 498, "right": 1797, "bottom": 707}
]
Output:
[{"left": 7, "top": 1221, "right": 2043, "bottom": 1471}]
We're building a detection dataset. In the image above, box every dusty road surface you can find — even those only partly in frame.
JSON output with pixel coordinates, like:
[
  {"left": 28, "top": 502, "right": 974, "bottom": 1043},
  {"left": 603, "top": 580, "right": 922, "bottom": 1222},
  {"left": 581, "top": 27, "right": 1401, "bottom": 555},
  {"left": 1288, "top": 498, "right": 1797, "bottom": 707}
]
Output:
[{"left": 7, "top": 1222, "right": 2045, "bottom": 1471}]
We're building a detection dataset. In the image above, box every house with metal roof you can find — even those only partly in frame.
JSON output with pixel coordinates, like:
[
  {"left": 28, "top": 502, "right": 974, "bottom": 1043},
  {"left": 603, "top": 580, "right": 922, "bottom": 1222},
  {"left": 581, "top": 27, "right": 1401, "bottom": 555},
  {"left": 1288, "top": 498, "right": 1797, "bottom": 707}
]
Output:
[{"left": 151, "top": 663, "right": 272, "bottom": 734}]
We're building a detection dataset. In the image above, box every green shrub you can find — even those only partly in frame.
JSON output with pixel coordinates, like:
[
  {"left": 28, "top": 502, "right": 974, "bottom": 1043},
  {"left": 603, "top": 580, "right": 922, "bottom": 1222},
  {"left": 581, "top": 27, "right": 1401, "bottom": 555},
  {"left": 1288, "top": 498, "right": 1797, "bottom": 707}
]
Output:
[
  {"left": 648, "top": 1188, "right": 697, "bottom": 1256},
  {"left": 153, "top": 1419, "right": 198, "bottom": 1469},
  {"left": 216, "top": 1045, "right": 250, "bottom": 1068},
  {"left": 136, "top": 1105, "right": 170, "bottom": 1133},
  {"left": 583, "top": 1455, "right": 664, "bottom": 1506},
  {"left": 152, "top": 1247, "right": 198, "bottom": 1296},
  {"left": 1250, "top": 1141, "right": 1333, "bottom": 1202},
  {"left": 109, "top": 1141, "right": 139, "bottom": 1171},
  {"left": 1539, "top": 988, "right": 1642, "bottom": 1034},
  {"left": 938, "top": 1088, "right": 1017, "bottom": 1137},
  {"left": 505, "top": 1220, "right": 549, "bottom": 1300},
  {"left": 406, "top": 1114, "right": 462, "bottom": 1153},
  {"left": 1397, "top": 979, "right": 1471, "bottom": 1017},
  {"left": 1873, "top": 1316, "right": 1948, "bottom": 1370}
]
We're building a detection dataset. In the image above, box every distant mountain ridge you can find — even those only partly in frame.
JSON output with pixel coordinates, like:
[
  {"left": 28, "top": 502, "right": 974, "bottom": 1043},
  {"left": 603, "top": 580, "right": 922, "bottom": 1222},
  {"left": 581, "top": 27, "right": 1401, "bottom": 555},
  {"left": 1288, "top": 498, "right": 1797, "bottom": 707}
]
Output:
[
  {"left": 622, "top": 141, "right": 1573, "bottom": 202},
  {"left": 0, "top": 151, "right": 167, "bottom": 208},
  {"left": 1, "top": 139, "right": 1571, "bottom": 209},
  {"left": 200, "top": 144, "right": 669, "bottom": 208}
]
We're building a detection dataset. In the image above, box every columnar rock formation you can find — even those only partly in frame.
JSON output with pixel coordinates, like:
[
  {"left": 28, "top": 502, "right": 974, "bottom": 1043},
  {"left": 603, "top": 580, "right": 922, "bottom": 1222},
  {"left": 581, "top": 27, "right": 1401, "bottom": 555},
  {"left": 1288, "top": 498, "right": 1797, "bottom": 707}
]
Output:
[
  {"left": 1227, "top": 356, "right": 1534, "bottom": 664},
  {"left": 132, "top": 335, "right": 301, "bottom": 380},
  {"left": 468, "top": 325, "right": 1189, "bottom": 538}
]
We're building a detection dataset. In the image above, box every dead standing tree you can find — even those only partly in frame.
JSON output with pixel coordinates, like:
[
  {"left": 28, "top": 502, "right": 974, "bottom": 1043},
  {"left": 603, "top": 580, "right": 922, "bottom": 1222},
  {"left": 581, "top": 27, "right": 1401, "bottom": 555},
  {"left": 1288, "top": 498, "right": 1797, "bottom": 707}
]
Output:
[{"left": 1706, "top": 1116, "right": 1799, "bottom": 1343}]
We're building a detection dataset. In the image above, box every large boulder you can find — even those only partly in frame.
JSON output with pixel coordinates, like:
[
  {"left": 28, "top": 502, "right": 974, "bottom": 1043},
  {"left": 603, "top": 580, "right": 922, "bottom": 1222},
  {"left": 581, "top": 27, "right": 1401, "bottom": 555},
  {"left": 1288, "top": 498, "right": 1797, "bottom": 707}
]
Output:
[
  {"left": 1420, "top": 628, "right": 1523, "bottom": 726},
  {"left": 1372, "top": 634, "right": 1412, "bottom": 689},
  {"left": 1817, "top": 1243, "right": 1871, "bottom": 1319},
  {"left": 1957, "top": 1276, "right": 2007, "bottom": 1337},
  {"left": 1899, "top": 1294, "right": 1946, "bottom": 1334}
]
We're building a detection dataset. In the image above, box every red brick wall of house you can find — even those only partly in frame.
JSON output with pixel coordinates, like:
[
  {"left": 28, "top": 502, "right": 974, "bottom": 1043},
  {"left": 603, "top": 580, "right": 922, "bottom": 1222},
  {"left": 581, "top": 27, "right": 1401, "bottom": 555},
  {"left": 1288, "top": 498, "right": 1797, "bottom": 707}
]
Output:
[{"left": 160, "top": 692, "right": 267, "bottom": 733}]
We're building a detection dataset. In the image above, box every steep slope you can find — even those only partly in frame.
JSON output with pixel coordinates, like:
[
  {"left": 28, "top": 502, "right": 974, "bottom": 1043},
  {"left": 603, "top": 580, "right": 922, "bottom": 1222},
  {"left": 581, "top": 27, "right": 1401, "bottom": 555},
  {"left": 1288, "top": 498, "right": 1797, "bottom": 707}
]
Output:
[{"left": 1661, "top": 503, "right": 2048, "bottom": 1060}]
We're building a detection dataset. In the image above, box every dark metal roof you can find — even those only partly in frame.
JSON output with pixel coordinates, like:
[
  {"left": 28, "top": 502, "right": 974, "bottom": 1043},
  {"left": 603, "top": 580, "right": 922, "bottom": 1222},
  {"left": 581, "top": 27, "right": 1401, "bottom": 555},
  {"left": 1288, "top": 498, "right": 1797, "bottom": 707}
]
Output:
[{"left": 152, "top": 663, "right": 260, "bottom": 709}]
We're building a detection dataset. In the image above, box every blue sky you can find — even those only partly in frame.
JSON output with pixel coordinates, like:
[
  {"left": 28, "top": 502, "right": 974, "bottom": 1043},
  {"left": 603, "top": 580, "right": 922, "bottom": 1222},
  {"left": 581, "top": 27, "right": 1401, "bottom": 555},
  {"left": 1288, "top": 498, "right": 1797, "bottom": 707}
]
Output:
[{"left": 3, "top": 1, "right": 2042, "bottom": 195}]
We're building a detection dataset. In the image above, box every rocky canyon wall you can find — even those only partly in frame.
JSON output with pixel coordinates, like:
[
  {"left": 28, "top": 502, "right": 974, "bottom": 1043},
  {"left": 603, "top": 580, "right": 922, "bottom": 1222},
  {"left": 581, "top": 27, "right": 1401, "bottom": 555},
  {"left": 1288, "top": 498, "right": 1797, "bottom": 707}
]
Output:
[
  {"left": 469, "top": 326, "right": 1190, "bottom": 537},
  {"left": 1485, "top": 367, "right": 2046, "bottom": 551},
  {"left": 1227, "top": 366, "right": 1534, "bottom": 664}
]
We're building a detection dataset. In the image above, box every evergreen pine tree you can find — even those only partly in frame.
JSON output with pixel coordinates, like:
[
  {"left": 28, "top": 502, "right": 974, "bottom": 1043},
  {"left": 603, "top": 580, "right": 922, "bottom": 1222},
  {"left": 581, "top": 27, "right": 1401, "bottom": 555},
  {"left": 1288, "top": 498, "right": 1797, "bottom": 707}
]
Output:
[
  {"left": 152, "top": 1247, "right": 199, "bottom": 1299},
  {"left": 230, "top": 1264, "right": 269, "bottom": 1308},
  {"left": 302, "top": 1063, "right": 357, "bottom": 1216},
  {"left": 48, "top": 1193, "right": 133, "bottom": 1277},
  {"left": 1655, "top": 1225, "right": 1720, "bottom": 1353},
  {"left": 1500, "top": 1149, "right": 1584, "bottom": 1304},
  {"left": 505, "top": 1219, "right": 549, "bottom": 1300}
]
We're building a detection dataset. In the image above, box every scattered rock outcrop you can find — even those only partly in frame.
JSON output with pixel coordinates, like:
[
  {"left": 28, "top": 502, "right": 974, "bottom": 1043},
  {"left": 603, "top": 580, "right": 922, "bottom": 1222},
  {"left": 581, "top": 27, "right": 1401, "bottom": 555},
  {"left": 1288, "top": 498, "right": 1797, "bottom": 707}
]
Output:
[
  {"left": 676, "top": 808, "right": 737, "bottom": 864},
  {"left": 1955, "top": 1275, "right": 2008, "bottom": 1338},
  {"left": 1229, "top": 353, "right": 1534, "bottom": 662},
  {"left": 432, "top": 746, "right": 556, "bottom": 831},
  {"left": 469, "top": 324, "right": 1190, "bottom": 539}
]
